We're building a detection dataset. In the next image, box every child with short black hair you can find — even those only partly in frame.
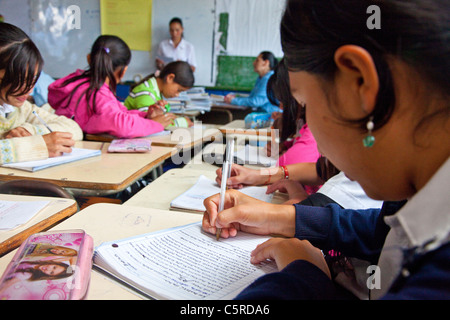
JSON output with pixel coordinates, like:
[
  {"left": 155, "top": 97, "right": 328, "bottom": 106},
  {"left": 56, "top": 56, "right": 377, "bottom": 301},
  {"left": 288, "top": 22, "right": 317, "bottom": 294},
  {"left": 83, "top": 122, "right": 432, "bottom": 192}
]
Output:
[{"left": 125, "top": 61, "right": 194, "bottom": 128}]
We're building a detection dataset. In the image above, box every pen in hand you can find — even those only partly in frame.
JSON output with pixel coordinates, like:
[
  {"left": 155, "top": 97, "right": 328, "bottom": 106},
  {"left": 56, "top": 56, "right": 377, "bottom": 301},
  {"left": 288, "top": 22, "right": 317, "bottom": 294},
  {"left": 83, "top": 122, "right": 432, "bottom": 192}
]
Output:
[
  {"left": 216, "top": 138, "right": 235, "bottom": 240},
  {"left": 32, "top": 110, "right": 53, "bottom": 133}
]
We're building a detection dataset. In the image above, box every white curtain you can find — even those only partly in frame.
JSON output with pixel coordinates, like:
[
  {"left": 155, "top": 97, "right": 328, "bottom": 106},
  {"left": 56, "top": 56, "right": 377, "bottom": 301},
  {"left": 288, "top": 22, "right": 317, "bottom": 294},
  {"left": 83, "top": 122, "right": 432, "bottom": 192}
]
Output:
[{"left": 215, "top": 0, "right": 284, "bottom": 57}]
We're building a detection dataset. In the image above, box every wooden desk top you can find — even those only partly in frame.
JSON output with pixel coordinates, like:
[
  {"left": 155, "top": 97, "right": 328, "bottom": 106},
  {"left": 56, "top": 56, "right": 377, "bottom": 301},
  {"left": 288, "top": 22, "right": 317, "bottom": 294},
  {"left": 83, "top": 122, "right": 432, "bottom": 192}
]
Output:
[
  {"left": 124, "top": 168, "right": 289, "bottom": 210},
  {"left": 0, "top": 194, "right": 78, "bottom": 257},
  {"left": 0, "top": 141, "right": 175, "bottom": 196},
  {"left": 0, "top": 203, "right": 202, "bottom": 300},
  {"left": 85, "top": 125, "right": 221, "bottom": 150},
  {"left": 219, "top": 120, "right": 273, "bottom": 137},
  {"left": 149, "top": 125, "right": 220, "bottom": 149}
]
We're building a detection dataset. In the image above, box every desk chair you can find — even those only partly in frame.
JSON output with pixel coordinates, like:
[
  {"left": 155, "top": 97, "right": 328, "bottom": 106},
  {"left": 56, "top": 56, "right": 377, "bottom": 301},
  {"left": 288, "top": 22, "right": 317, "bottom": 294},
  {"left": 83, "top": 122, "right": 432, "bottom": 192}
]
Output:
[{"left": 0, "top": 179, "right": 74, "bottom": 200}]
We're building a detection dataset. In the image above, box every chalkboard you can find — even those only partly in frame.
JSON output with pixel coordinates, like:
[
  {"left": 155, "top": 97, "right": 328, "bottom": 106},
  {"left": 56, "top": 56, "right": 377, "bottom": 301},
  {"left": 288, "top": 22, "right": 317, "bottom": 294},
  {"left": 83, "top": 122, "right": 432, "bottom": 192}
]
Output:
[{"left": 214, "top": 55, "right": 257, "bottom": 91}]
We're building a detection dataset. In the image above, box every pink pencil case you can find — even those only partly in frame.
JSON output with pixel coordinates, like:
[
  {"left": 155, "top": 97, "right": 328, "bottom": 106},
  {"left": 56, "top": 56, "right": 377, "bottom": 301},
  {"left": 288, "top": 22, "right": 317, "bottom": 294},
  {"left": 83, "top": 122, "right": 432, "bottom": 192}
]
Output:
[
  {"left": 0, "top": 230, "right": 93, "bottom": 300},
  {"left": 107, "top": 139, "right": 152, "bottom": 153}
]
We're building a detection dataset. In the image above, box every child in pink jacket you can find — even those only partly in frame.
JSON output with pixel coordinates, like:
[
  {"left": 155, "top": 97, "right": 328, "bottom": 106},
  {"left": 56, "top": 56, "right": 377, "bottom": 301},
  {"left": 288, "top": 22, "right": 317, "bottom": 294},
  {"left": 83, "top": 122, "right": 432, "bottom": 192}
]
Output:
[
  {"left": 267, "top": 59, "right": 321, "bottom": 194},
  {"left": 48, "top": 35, "right": 176, "bottom": 138}
]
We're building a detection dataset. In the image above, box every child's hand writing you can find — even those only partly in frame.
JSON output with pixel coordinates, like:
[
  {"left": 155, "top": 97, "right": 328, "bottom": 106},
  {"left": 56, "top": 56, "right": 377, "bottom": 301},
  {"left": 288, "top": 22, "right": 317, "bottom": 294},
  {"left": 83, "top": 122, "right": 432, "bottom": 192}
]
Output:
[
  {"left": 146, "top": 100, "right": 168, "bottom": 119},
  {"left": 151, "top": 112, "right": 177, "bottom": 127},
  {"left": 224, "top": 93, "right": 235, "bottom": 104},
  {"left": 202, "top": 188, "right": 296, "bottom": 239},
  {"left": 42, "top": 132, "right": 75, "bottom": 157}
]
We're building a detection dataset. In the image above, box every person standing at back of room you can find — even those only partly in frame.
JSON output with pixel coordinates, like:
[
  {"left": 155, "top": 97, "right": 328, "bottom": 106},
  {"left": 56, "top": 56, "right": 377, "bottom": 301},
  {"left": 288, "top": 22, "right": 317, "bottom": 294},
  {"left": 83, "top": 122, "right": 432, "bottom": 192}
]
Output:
[{"left": 156, "top": 17, "right": 197, "bottom": 72}]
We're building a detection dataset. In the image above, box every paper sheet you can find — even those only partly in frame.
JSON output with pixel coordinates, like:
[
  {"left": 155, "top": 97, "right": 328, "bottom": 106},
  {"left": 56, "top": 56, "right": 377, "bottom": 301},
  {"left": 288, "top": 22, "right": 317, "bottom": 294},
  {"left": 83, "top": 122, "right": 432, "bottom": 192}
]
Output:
[
  {"left": 94, "top": 222, "right": 277, "bottom": 300},
  {"left": 170, "top": 175, "right": 273, "bottom": 212},
  {"left": 0, "top": 200, "right": 50, "bottom": 230}
]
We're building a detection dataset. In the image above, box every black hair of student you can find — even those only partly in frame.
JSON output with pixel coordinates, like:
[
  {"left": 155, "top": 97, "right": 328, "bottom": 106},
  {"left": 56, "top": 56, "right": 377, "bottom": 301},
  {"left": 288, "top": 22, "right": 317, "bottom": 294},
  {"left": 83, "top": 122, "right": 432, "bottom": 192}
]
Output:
[
  {"left": 169, "top": 17, "right": 183, "bottom": 27},
  {"left": 60, "top": 35, "right": 131, "bottom": 115},
  {"left": 0, "top": 23, "right": 43, "bottom": 101},
  {"left": 133, "top": 61, "right": 194, "bottom": 90},
  {"left": 280, "top": 0, "right": 450, "bottom": 133},
  {"left": 260, "top": 51, "right": 278, "bottom": 71},
  {"left": 267, "top": 58, "right": 305, "bottom": 142}
]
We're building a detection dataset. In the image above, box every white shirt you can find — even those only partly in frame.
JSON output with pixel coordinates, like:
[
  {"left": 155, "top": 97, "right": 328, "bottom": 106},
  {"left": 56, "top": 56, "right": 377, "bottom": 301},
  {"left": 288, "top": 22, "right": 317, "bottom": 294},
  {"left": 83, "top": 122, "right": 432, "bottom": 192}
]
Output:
[
  {"left": 373, "top": 156, "right": 450, "bottom": 299},
  {"left": 318, "top": 171, "right": 383, "bottom": 210},
  {"left": 157, "top": 38, "right": 197, "bottom": 68},
  {"left": 0, "top": 103, "right": 16, "bottom": 118}
]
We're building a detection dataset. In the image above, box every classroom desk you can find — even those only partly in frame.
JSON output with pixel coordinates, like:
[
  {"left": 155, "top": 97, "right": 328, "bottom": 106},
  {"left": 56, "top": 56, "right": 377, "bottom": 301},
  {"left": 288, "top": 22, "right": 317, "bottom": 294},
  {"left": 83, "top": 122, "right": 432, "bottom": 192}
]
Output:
[
  {"left": 219, "top": 120, "right": 272, "bottom": 137},
  {"left": 218, "top": 120, "right": 275, "bottom": 147},
  {"left": 149, "top": 124, "right": 221, "bottom": 150},
  {"left": 184, "top": 141, "right": 275, "bottom": 172},
  {"left": 211, "top": 103, "right": 253, "bottom": 122},
  {"left": 0, "top": 203, "right": 202, "bottom": 300},
  {"left": 123, "top": 168, "right": 289, "bottom": 210},
  {"left": 0, "top": 194, "right": 78, "bottom": 257},
  {"left": 0, "top": 141, "right": 176, "bottom": 197},
  {"left": 85, "top": 124, "right": 221, "bottom": 150}
]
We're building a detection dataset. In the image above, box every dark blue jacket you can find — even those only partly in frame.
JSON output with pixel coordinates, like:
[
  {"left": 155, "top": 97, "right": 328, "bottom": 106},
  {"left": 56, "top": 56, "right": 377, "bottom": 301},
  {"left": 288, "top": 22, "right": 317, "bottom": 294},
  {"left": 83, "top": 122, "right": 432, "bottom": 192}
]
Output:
[{"left": 235, "top": 201, "right": 450, "bottom": 300}]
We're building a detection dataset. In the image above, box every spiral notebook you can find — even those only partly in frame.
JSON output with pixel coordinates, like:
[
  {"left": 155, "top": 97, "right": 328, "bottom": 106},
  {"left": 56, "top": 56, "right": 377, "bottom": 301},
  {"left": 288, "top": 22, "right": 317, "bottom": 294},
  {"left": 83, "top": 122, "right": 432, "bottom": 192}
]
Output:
[{"left": 93, "top": 222, "right": 277, "bottom": 300}]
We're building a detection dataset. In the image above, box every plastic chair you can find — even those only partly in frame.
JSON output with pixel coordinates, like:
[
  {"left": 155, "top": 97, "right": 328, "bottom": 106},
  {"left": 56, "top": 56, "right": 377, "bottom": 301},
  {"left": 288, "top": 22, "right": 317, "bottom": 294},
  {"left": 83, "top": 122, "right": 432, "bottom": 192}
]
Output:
[{"left": 0, "top": 179, "right": 75, "bottom": 200}]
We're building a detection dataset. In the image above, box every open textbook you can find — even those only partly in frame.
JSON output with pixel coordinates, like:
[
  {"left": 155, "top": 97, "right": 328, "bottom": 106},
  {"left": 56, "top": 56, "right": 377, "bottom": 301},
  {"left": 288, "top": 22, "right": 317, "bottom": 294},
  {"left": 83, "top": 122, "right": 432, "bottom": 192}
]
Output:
[
  {"left": 93, "top": 222, "right": 277, "bottom": 300},
  {"left": 1, "top": 148, "right": 101, "bottom": 172},
  {"left": 170, "top": 175, "right": 273, "bottom": 212}
]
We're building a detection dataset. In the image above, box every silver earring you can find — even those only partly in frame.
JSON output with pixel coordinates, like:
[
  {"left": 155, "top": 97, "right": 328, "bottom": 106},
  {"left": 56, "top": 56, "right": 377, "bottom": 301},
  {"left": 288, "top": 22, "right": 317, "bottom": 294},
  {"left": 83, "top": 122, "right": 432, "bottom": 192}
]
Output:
[{"left": 363, "top": 116, "right": 375, "bottom": 148}]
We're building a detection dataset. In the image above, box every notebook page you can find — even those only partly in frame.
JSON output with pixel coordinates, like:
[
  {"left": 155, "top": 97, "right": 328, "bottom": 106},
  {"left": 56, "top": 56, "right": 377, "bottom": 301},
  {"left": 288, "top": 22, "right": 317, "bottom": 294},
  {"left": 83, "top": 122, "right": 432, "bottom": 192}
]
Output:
[
  {"left": 0, "top": 200, "right": 50, "bottom": 230},
  {"left": 94, "top": 223, "right": 277, "bottom": 300},
  {"left": 170, "top": 175, "right": 273, "bottom": 211}
]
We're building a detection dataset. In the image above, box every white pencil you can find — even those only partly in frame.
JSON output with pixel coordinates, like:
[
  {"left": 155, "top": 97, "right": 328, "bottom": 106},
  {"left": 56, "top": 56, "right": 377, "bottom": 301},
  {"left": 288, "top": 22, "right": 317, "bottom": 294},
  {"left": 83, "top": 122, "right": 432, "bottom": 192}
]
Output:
[{"left": 32, "top": 110, "right": 53, "bottom": 133}]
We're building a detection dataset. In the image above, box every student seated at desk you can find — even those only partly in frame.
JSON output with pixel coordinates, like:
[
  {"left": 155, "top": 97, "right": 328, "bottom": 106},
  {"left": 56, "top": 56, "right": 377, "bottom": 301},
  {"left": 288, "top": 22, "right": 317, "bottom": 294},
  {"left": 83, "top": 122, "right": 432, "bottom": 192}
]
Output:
[
  {"left": 0, "top": 23, "right": 83, "bottom": 165},
  {"left": 48, "top": 35, "right": 177, "bottom": 139},
  {"left": 124, "top": 61, "right": 194, "bottom": 128},
  {"left": 224, "top": 51, "right": 281, "bottom": 114},
  {"left": 266, "top": 58, "right": 320, "bottom": 194},
  {"left": 204, "top": 0, "right": 450, "bottom": 300}
]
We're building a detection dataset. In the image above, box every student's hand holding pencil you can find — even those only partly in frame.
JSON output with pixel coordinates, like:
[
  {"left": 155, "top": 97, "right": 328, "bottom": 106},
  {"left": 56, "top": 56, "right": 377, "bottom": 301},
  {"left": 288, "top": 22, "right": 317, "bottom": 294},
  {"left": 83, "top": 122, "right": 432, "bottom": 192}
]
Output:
[
  {"left": 146, "top": 100, "right": 169, "bottom": 119},
  {"left": 202, "top": 188, "right": 296, "bottom": 239},
  {"left": 42, "top": 132, "right": 75, "bottom": 157},
  {"left": 149, "top": 112, "right": 177, "bottom": 128}
]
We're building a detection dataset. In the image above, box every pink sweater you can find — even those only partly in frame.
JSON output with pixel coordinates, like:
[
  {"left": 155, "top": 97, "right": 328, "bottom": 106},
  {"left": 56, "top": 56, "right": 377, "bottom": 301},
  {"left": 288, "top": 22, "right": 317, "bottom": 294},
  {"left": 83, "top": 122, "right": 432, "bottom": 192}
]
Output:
[
  {"left": 277, "top": 124, "right": 321, "bottom": 194},
  {"left": 48, "top": 70, "right": 164, "bottom": 138}
]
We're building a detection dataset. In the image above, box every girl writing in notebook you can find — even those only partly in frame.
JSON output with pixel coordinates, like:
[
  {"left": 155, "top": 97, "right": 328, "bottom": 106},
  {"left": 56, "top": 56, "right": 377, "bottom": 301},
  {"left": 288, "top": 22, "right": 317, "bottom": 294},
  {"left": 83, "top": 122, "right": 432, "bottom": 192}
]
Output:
[
  {"left": 124, "top": 61, "right": 194, "bottom": 128},
  {"left": 0, "top": 23, "right": 83, "bottom": 165},
  {"left": 203, "top": 0, "right": 450, "bottom": 299},
  {"left": 48, "top": 35, "right": 177, "bottom": 138}
]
